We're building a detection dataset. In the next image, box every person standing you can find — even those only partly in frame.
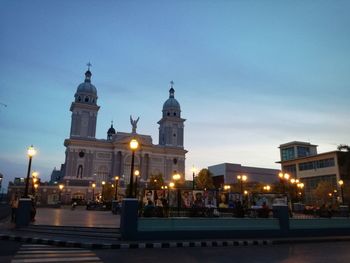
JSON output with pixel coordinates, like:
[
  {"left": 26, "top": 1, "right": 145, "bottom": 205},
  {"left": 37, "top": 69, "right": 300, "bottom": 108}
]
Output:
[{"left": 10, "top": 195, "right": 19, "bottom": 222}]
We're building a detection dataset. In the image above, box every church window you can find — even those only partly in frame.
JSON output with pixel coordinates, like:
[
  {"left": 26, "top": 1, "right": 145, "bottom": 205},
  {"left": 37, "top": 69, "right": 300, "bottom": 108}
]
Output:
[
  {"left": 173, "top": 112, "right": 176, "bottom": 116},
  {"left": 92, "top": 98, "right": 95, "bottom": 103},
  {"left": 167, "top": 112, "right": 170, "bottom": 116},
  {"left": 173, "top": 133, "right": 176, "bottom": 137},
  {"left": 85, "top": 97, "right": 89, "bottom": 102},
  {"left": 79, "top": 151, "right": 85, "bottom": 158},
  {"left": 78, "top": 96, "right": 81, "bottom": 102},
  {"left": 173, "top": 158, "right": 178, "bottom": 164}
]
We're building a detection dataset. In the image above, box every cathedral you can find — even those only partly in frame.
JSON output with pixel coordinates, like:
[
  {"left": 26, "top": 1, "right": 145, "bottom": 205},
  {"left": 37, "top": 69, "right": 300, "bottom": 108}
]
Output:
[{"left": 59, "top": 68, "right": 187, "bottom": 201}]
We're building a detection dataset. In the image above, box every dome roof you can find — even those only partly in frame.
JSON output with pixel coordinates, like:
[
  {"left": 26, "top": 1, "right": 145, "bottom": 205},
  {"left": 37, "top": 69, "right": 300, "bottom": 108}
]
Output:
[
  {"left": 163, "top": 86, "right": 181, "bottom": 110},
  {"left": 76, "top": 70, "right": 97, "bottom": 96}
]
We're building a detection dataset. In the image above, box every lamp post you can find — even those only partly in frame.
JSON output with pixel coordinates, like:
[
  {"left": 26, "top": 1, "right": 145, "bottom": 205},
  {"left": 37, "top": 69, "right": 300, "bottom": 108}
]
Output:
[
  {"left": 31, "top": 171, "right": 39, "bottom": 195},
  {"left": 296, "top": 182, "right": 304, "bottom": 202},
  {"left": 263, "top": 185, "right": 271, "bottom": 192},
  {"left": 24, "top": 145, "right": 36, "bottom": 198},
  {"left": 114, "top": 177, "right": 119, "bottom": 200},
  {"left": 191, "top": 166, "right": 197, "bottom": 190},
  {"left": 237, "top": 175, "right": 247, "bottom": 195},
  {"left": 33, "top": 183, "right": 39, "bottom": 200},
  {"left": 339, "top": 180, "right": 344, "bottom": 204},
  {"left": 92, "top": 183, "right": 96, "bottom": 201},
  {"left": 128, "top": 138, "right": 139, "bottom": 198},
  {"left": 59, "top": 184, "right": 64, "bottom": 204},
  {"left": 278, "top": 172, "right": 290, "bottom": 195},
  {"left": 101, "top": 181, "right": 106, "bottom": 201},
  {"left": 134, "top": 170, "right": 140, "bottom": 198},
  {"left": 172, "top": 173, "right": 181, "bottom": 216}
]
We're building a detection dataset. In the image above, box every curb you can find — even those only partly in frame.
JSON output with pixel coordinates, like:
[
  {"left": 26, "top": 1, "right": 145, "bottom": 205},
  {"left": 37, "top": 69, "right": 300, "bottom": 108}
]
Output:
[{"left": 0, "top": 234, "right": 272, "bottom": 249}]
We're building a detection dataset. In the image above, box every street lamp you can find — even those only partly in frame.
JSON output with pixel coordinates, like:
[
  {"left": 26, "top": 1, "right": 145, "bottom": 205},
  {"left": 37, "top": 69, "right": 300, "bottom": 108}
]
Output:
[
  {"left": 59, "top": 184, "right": 64, "bottom": 204},
  {"left": 172, "top": 173, "right": 182, "bottom": 216},
  {"left": 32, "top": 171, "right": 39, "bottom": 195},
  {"left": 101, "top": 181, "right": 106, "bottom": 201},
  {"left": 237, "top": 175, "right": 247, "bottom": 194},
  {"left": 223, "top": 185, "right": 231, "bottom": 191},
  {"left": 128, "top": 138, "right": 139, "bottom": 198},
  {"left": 297, "top": 183, "right": 304, "bottom": 202},
  {"left": 191, "top": 165, "right": 197, "bottom": 190},
  {"left": 339, "top": 180, "right": 344, "bottom": 204},
  {"left": 92, "top": 183, "right": 96, "bottom": 201},
  {"left": 134, "top": 170, "right": 140, "bottom": 198},
  {"left": 114, "top": 176, "right": 119, "bottom": 200},
  {"left": 263, "top": 185, "right": 271, "bottom": 192},
  {"left": 24, "top": 145, "right": 36, "bottom": 198}
]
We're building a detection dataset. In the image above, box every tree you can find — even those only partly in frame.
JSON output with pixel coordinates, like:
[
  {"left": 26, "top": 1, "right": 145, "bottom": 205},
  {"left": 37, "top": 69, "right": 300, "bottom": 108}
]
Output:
[
  {"left": 102, "top": 183, "right": 114, "bottom": 201},
  {"left": 312, "top": 181, "right": 334, "bottom": 206},
  {"left": 337, "top": 144, "right": 350, "bottom": 152},
  {"left": 195, "top": 169, "right": 215, "bottom": 189},
  {"left": 148, "top": 173, "right": 164, "bottom": 189}
]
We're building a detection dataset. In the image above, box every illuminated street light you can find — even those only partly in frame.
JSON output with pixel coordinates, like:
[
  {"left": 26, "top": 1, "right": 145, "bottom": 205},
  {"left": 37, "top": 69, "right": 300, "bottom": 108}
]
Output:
[
  {"left": 172, "top": 173, "right": 181, "bottom": 182},
  {"left": 92, "top": 183, "right": 96, "bottom": 201},
  {"left": 223, "top": 185, "right": 231, "bottom": 191},
  {"left": 339, "top": 180, "right": 345, "bottom": 204},
  {"left": 128, "top": 138, "right": 139, "bottom": 198},
  {"left": 237, "top": 175, "right": 247, "bottom": 194},
  {"left": 31, "top": 171, "right": 39, "bottom": 195},
  {"left": 134, "top": 170, "right": 140, "bottom": 198},
  {"left": 101, "top": 181, "right": 106, "bottom": 201},
  {"left": 263, "top": 185, "right": 271, "bottom": 192},
  {"left": 114, "top": 176, "right": 119, "bottom": 200},
  {"left": 58, "top": 184, "right": 64, "bottom": 204},
  {"left": 24, "top": 145, "right": 36, "bottom": 198}
]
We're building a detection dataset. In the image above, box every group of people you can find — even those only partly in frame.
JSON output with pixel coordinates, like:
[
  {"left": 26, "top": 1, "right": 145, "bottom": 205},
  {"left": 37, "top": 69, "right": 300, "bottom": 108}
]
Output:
[
  {"left": 141, "top": 197, "right": 169, "bottom": 217},
  {"left": 138, "top": 190, "right": 274, "bottom": 218}
]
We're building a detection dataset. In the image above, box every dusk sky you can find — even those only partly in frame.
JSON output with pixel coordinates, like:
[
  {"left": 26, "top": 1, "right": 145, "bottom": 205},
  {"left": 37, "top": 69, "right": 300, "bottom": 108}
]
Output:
[{"left": 1, "top": 1, "right": 349, "bottom": 189}]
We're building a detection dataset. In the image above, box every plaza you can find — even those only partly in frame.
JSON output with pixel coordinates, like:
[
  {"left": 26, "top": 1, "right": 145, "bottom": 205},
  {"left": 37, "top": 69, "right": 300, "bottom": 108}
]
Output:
[{"left": 33, "top": 206, "right": 120, "bottom": 228}]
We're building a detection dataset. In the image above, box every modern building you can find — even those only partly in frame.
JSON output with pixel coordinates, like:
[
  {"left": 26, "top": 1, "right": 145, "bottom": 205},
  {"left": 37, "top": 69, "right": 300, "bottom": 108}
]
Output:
[
  {"left": 208, "top": 163, "right": 279, "bottom": 189},
  {"left": 52, "top": 68, "right": 187, "bottom": 202},
  {"left": 277, "top": 141, "right": 350, "bottom": 204}
]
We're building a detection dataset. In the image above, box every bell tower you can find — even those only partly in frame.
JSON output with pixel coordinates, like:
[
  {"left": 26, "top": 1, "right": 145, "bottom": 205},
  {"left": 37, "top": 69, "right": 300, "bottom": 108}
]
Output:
[
  {"left": 70, "top": 65, "right": 100, "bottom": 138},
  {"left": 158, "top": 81, "right": 185, "bottom": 148}
]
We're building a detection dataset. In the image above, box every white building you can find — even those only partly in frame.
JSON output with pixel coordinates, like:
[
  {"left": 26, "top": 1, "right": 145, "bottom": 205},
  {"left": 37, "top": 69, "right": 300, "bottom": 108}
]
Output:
[{"left": 56, "top": 69, "right": 187, "bottom": 202}]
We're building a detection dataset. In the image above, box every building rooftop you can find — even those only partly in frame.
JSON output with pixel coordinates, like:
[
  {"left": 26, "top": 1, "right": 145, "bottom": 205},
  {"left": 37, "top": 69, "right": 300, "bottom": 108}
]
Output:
[{"left": 279, "top": 141, "right": 318, "bottom": 148}]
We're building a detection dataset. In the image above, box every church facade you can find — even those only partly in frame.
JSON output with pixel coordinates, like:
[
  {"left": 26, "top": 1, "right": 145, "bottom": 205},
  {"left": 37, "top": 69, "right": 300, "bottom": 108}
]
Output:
[{"left": 59, "top": 69, "right": 187, "bottom": 201}]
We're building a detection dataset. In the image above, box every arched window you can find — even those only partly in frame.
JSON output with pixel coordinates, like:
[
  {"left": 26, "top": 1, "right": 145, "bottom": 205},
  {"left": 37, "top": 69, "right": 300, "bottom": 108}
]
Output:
[
  {"left": 78, "top": 96, "right": 81, "bottom": 102},
  {"left": 84, "top": 97, "right": 89, "bottom": 102}
]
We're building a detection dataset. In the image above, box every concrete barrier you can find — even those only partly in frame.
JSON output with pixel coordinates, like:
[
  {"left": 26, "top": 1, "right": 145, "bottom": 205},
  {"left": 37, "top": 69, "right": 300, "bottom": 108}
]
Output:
[{"left": 120, "top": 202, "right": 350, "bottom": 241}]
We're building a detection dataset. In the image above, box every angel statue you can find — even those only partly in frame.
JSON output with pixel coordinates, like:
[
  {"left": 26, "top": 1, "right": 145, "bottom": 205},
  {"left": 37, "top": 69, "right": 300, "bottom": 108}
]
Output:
[{"left": 130, "top": 115, "right": 140, "bottom": 134}]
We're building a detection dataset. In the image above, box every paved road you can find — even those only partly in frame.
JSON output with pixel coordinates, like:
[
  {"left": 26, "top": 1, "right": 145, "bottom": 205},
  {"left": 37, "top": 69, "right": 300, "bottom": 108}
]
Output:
[
  {"left": 0, "top": 241, "right": 102, "bottom": 263},
  {"left": 2, "top": 240, "right": 350, "bottom": 262},
  {"left": 95, "top": 241, "right": 350, "bottom": 263},
  {"left": 34, "top": 207, "right": 120, "bottom": 227}
]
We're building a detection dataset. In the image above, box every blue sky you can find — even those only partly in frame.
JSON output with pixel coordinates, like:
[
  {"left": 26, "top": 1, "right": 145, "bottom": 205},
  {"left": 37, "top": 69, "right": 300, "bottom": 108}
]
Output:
[{"left": 0, "top": 1, "right": 349, "bottom": 189}]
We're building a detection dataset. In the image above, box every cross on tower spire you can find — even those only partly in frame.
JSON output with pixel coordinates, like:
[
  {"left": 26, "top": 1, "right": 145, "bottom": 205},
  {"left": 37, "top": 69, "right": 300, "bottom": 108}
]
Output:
[{"left": 87, "top": 62, "right": 92, "bottom": 71}]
